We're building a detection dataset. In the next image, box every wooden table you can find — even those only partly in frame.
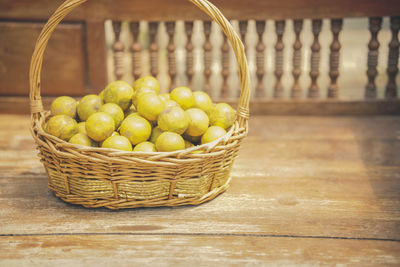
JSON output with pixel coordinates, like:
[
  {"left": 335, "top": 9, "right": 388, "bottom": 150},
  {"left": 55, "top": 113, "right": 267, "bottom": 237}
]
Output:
[{"left": 1, "top": 114, "right": 399, "bottom": 265}]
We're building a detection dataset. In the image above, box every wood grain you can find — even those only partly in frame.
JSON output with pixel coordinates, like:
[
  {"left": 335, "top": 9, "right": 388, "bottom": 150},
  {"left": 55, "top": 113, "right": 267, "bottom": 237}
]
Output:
[
  {"left": 1, "top": 235, "right": 399, "bottom": 266},
  {"left": 1, "top": 115, "right": 399, "bottom": 241},
  {"left": 0, "top": 22, "right": 86, "bottom": 96},
  {"left": 1, "top": 0, "right": 399, "bottom": 21}
]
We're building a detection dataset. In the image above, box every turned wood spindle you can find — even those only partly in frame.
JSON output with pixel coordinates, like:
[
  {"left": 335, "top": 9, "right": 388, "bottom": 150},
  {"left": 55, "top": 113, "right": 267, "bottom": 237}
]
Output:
[
  {"left": 274, "top": 20, "right": 286, "bottom": 98},
  {"left": 385, "top": 16, "right": 399, "bottom": 99},
  {"left": 365, "top": 17, "right": 382, "bottom": 98},
  {"left": 220, "top": 32, "right": 230, "bottom": 98},
  {"left": 203, "top": 21, "right": 212, "bottom": 96},
  {"left": 148, "top": 22, "right": 159, "bottom": 79},
  {"left": 185, "top": 21, "right": 194, "bottom": 87},
  {"left": 327, "top": 19, "right": 343, "bottom": 98},
  {"left": 291, "top": 19, "right": 303, "bottom": 98},
  {"left": 308, "top": 19, "right": 322, "bottom": 98},
  {"left": 112, "top": 21, "right": 125, "bottom": 80},
  {"left": 255, "top": 20, "right": 266, "bottom": 98},
  {"left": 129, "top": 22, "right": 141, "bottom": 81},
  {"left": 166, "top": 21, "right": 177, "bottom": 90}
]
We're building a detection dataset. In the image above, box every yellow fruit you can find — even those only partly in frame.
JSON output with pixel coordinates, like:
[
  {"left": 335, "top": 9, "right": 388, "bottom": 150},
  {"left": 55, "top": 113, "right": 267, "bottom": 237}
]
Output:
[
  {"left": 185, "top": 108, "right": 209, "bottom": 137},
  {"left": 99, "top": 131, "right": 119, "bottom": 147},
  {"left": 184, "top": 140, "right": 195, "bottom": 149},
  {"left": 77, "top": 122, "right": 87, "bottom": 135},
  {"left": 156, "top": 132, "right": 185, "bottom": 152},
  {"left": 99, "top": 103, "right": 124, "bottom": 128},
  {"left": 102, "top": 135, "right": 132, "bottom": 151},
  {"left": 137, "top": 92, "right": 165, "bottom": 121},
  {"left": 158, "top": 106, "right": 189, "bottom": 135},
  {"left": 182, "top": 132, "right": 201, "bottom": 144},
  {"left": 133, "top": 76, "right": 160, "bottom": 93},
  {"left": 99, "top": 89, "right": 105, "bottom": 102},
  {"left": 69, "top": 133, "right": 95, "bottom": 147},
  {"left": 193, "top": 91, "right": 213, "bottom": 114},
  {"left": 133, "top": 141, "right": 157, "bottom": 152},
  {"left": 119, "top": 116, "right": 152, "bottom": 145},
  {"left": 163, "top": 99, "right": 179, "bottom": 110},
  {"left": 50, "top": 96, "right": 77, "bottom": 118},
  {"left": 77, "top": 94, "right": 102, "bottom": 121},
  {"left": 201, "top": 126, "right": 227, "bottom": 144},
  {"left": 103, "top": 80, "right": 134, "bottom": 110},
  {"left": 46, "top": 115, "right": 78, "bottom": 141},
  {"left": 149, "top": 126, "right": 164, "bottom": 143},
  {"left": 85, "top": 112, "right": 115, "bottom": 142},
  {"left": 125, "top": 112, "right": 141, "bottom": 119},
  {"left": 209, "top": 103, "right": 236, "bottom": 130},
  {"left": 170, "top": 86, "right": 194, "bottom": 110},
  {"left": 159, "top": 93, "right": 170, "bottom": 102},
  {"left": 132, "top": 87, "right": 155, "bottom": 107}
]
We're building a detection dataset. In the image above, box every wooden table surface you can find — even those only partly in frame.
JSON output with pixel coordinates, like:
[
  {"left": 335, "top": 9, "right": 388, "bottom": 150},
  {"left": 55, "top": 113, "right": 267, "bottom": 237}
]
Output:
[{"left": 1, "top": 114, "right": 399, "bottom": 266}]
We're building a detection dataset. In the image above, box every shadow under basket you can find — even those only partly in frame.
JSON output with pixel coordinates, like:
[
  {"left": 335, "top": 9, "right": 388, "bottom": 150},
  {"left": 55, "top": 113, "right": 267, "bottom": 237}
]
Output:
[{"left": 29, "top": 0, "right": 250, "bottom": 209}]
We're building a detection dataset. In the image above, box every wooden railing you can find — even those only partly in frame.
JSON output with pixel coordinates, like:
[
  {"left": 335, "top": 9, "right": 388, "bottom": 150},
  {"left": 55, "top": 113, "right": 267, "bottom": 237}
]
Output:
[{"left": 0, "top": 0, "right": 399, "bottom": 114}]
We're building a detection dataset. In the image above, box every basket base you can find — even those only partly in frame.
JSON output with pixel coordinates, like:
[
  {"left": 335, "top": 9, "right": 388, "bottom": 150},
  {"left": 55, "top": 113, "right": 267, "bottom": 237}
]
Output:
[{"left": 50, "top": 177, "right": 231, "bottom": 210}]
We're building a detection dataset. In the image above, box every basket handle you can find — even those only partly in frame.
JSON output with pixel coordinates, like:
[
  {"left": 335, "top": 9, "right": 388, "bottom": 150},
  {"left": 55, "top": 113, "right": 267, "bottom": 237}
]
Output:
[{"left": 29, "top": 0, "right": 251, "bottom": 128}]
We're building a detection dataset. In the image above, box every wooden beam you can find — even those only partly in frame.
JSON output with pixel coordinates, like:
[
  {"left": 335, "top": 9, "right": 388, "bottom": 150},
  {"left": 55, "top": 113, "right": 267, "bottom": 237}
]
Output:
[{"left": 0, "top": 0, "right": 399, "bottom": 21}]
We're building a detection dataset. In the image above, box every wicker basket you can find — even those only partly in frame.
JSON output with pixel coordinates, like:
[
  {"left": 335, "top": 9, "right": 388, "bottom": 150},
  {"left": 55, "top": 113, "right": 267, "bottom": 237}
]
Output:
[{"left": 29, "top": 0, "right": 250, "bottom": 209}]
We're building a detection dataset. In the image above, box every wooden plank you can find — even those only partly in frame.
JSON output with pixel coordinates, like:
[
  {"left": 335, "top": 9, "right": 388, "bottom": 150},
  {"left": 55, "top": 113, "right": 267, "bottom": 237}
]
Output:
[
  {"left": 0, "top": 115, "right": 399, "bottom": 241},
  {"left": 2, "top": 97, "right": 400, "bottom": 115},
  {"left": 0, "top": 22, "right": 86, "bottom": 97},
  {"left": 1, "top": 0, "right": 399, "bottom": 21},
  {"left": 85, "top": 21, "right": 107, "bottom": 93},
  {"left": 1, "top": 235, "right": 399, "bottom": 266}
]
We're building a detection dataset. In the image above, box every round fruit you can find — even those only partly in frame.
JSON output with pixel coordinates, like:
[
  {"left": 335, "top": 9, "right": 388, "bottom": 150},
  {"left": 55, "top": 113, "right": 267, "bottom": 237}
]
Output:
[
  {"left": 77, "top": 94, "right": 102, "bottom": 121},
  {"left": 85, "top": 112, "right": 115, "bottom": 142},
  {"left": 149, "top": 126, "right": 164, "bottom": 144},
  {"left": 136, "top": 92, "right": 165, "bottom": 121},
  {"left": 159, "top": 93, "right": 170, "bottom": 102},
  {"left": 46, "top": 115, "right": 78, "bottom": 141},
  {"left": 133, "top": 76, "right": 160, "bottom": 93},
  {"left": 163, "top": 99, "right": 179, "bottom": 110},
  {"left": 103, "top": 80, "right": 134, "bottom": 110},
  {"left": 156, "top": 132, "right": 185, "bottom": 152},
  {"left": 157, "top": 106, "right": 189, "bottom": 135},
  {"left": 185, "top": 108, "right": 209, "bottom": 137},
  {"left": 209, "top": 103, "right": 236, "bottom": 130},
  {"left": 133, "top": 141, "right": 157, "bottom": 152},
  {"left": 102, "top": 135, "right": 132, "bottom": 151},
  {"left": 193, "top": 91, "right": 213, "bottom": 114},
  {"left": 77, "top": 122, "right": 87, "bottom": 135},
  {"left": 119, "top": 116, "right": 152, "bottom": 145},
  {"left": 170, "top": 86, "right": 194, "bottom": 110},
  {"left": 69, "top": 133, "right": 94, "bottom": 147},
  {"left": 201, "top": 126, "right": 227, "bottom": 144},
  {"left": 184, "top": 140, "right": 195, "bottom": 149},
  {"left": 182, "top": 132, "right": 201, "bottom": 144},
  {"left": 99, "top": 89, "right": 105, "bottom": 102},
  {"left": 125, "top": 112, "right": 141, "bottom": 119},
  {"left": 132, "top": 87, "right": 155, "bottom": 107},
  {"left": 50, "top": 96, "right": 77, "bottom": 118},
  {"left": 99, "top": 103, "right": 124, "bottom": 128}
]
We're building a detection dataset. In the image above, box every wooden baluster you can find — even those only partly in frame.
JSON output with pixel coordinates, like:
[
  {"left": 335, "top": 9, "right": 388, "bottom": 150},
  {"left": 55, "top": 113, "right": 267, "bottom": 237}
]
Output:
[
  {"left": 166, "top": 21, "right": 177, "bottom": 90},
  {"left": 365, "top": 17, "right": 382, "bottom": 98},
  {"left": 112, "top": 21, "right": 124, "bottom": 80},
  {"left": 148, "top": 22, "right": 159, "bottom": 79},
  {"left": 308, "top": 19, "right": 322, "bottom": 98},
  {"left": 385, "top": 16, "right": 399, "bottom": 99},
  {"left": 185, "top": 21, "right": 194, "bottom": 88},
  {"left": 291, "top": 19, "right": 303, "bottom": 98},
  {"left": 274, "top": 20, "right": 285, "bottom": 98},
  {"left": 203, "top": 21, "right": 212, "bottom": 96},
  {"left": 327, "top": 19, "right": 343, "bottom": 98},
  {"left": 129, "top": 22, "right": 141, "bottom": 81},
  {"left": 255, "top": 20, "right": 266, "bottom": 98},
  {"left": 220, "top": 32, "right": 230, "bottom": 98}
]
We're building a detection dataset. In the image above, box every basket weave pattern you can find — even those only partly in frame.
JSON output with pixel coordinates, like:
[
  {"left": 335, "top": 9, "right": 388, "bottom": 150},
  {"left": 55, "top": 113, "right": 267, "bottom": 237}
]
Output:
[{"left": 29, "top": 0, "right": 250, "bottom": 209}]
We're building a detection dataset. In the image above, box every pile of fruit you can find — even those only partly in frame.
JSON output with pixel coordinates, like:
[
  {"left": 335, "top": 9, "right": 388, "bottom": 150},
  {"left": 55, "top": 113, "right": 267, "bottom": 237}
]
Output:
[{"left": 44, "top": 76, "right": 236, "bottom": 152}]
